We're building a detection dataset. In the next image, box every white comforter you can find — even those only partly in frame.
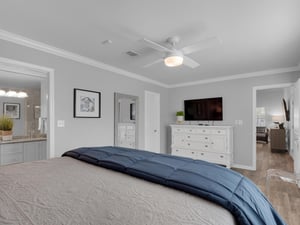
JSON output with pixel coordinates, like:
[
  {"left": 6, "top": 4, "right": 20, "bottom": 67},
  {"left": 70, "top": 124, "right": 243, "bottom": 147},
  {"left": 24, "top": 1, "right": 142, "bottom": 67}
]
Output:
[{"left": 0, "top": 157, "right": 237, "bottom": 225}]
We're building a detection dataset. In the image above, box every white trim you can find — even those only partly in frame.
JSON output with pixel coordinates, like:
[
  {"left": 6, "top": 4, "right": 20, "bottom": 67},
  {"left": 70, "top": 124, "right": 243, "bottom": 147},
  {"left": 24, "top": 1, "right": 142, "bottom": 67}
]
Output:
[
  {"left": 169, "top": 67, "right": 300, "bottom": 88},
  {"left": 231, "top": 163, "right": 256, "bottom": 171},
  {"left": 1, "top": 29, "right": 300, "bottom": 88},
  {"left": 252, "top": 83, "right": 293, "bottom": 170},
  {"left": 0, "top": 29, "right": 168, "bottom": 88},
  {"left": 144, "top": 90, "right": 161, "bottom": 153},
  {"left": 0, "top": 57, "right": 55, "bottom": 159}
]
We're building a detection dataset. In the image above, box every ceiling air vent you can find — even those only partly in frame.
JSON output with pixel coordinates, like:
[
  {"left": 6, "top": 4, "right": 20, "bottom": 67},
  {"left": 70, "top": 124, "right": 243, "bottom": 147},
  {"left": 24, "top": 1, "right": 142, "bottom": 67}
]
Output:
[{"left": 126, "top": 50, "right": 139, "bottom": 57}]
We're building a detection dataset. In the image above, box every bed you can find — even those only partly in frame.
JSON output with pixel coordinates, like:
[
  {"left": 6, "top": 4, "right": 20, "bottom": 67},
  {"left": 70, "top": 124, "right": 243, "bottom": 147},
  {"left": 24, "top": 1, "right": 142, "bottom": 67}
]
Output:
[{"left": 0, "top": 146, "right": 286, "bottom": 225}]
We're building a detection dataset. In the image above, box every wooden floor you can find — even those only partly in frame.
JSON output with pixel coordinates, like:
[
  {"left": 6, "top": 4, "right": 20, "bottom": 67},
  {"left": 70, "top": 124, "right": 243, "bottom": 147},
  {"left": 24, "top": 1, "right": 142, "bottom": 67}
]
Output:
[{"left": 233, "top": 143, "right": 300, "bottom": 225}]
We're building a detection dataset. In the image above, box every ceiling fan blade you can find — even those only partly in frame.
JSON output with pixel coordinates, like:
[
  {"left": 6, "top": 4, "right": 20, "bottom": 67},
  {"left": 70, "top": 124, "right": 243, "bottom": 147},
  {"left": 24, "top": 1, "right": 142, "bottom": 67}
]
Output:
[
  {"left": 181, "top": 36, "right": 221, "bottom": 55},
  {"left": 140, "top": 38, "right": 172, "bottom": 53},
  {"left": 183, "top": 56, "right": 200, "bottom": 68},
  {"left": 143, "top": 58, "right": 164, "bottom": 68}
]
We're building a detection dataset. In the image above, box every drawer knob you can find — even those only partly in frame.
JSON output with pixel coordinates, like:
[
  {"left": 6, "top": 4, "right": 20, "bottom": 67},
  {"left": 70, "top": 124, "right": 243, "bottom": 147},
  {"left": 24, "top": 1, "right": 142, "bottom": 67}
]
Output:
[
  {"left": 220, "top": 155, "right": 224, "bottom": 158},
  {"left": 188, "top": 143, "right": 190, "bottom": 146},
  {"left": 201, "top": 153, "right": 204, "bottom": 155},
  {"left": 205, "top": 145, "right": 208, "bottom": 148}
]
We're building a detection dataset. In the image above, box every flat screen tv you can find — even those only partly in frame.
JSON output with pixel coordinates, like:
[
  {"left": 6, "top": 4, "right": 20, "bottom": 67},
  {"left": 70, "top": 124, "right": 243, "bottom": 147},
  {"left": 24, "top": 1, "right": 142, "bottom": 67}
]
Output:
[{"left": 184, "top": 97, "right": 223, "bottom": 121}]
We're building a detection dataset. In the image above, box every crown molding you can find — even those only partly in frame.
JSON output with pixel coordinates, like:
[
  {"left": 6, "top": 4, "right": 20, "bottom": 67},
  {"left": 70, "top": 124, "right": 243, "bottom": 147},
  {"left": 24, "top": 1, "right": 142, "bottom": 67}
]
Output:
[
  {"left": 169, "top": 66, "right": 300, "bottom": 88},
  {"left": 0, "top": 29, "right": 169, "bottom": 88},
  {"left": 1, "top": 29, "right": 300, "bottom": 89}
]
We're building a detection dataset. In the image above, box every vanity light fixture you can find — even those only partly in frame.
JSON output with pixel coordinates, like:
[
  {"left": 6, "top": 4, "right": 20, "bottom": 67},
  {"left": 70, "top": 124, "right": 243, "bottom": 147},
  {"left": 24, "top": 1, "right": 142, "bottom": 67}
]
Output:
[
  {"left": 0, "top": 89, "right": 6, "bottom": 96},
  {"left": 6, "top": 90, "right": 17, "bottom": 97},
  {"left": 0, "top": 89, "right": 28, "bottom": 98},
  {"left": 17, "top": 91, "right": 28, "bottom": 98}
]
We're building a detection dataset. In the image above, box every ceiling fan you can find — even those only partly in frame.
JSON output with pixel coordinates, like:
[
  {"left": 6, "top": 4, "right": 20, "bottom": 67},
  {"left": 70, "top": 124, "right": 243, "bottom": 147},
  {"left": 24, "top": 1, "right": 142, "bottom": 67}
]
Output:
[{"left": 141, "top": 36, "right": 220, "bottom": 68}]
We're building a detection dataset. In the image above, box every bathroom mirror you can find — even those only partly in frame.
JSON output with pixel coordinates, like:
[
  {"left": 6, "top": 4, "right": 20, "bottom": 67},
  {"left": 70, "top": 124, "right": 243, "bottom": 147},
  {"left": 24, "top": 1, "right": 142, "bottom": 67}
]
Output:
[{"left": 114, "top": 93, "right": 138, "bottom": 148}]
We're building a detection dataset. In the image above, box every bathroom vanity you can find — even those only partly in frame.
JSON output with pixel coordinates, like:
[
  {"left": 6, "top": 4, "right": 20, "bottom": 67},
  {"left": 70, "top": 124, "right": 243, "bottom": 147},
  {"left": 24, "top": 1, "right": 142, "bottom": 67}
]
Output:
[{"left": 0, "top": 137, "right": 47, "bottom": 166}]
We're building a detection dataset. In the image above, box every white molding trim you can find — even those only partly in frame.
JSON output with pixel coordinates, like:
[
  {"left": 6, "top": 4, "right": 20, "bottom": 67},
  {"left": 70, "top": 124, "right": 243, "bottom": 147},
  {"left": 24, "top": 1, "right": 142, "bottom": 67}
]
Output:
[
  {"left": 231, "top": 163, "right": 256, "bottom": 171},
  {"left": 169, "top": 67, "right": 300, "bottom": 88},
  {"left": 0, "top": 57, "right": 55, "bottom": 159},
  {"left": 0, "top": 29, "right": 168, "bottom": 88},
  {"left": 1, "top": 29, "right": 300, "bottom": 89}
]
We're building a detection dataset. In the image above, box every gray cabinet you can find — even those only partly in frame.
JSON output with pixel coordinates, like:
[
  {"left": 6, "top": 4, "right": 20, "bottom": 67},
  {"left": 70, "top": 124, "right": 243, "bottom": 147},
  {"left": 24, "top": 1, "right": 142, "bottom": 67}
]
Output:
[
  {"left": 0, "top": 143, "right": 23, "bottom": 165},
  {"left": 0, "top": 140, "right": 47, "bottom": 166},
  {"left": 24, "top": 141, "right": 46, "bottom": 162}
]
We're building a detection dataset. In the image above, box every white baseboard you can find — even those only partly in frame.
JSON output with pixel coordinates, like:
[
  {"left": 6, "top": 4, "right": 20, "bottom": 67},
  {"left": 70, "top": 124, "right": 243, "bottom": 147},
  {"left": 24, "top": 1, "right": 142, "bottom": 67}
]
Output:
[{"left": 231, "top": 163, "right": 256, "bottom": 171}]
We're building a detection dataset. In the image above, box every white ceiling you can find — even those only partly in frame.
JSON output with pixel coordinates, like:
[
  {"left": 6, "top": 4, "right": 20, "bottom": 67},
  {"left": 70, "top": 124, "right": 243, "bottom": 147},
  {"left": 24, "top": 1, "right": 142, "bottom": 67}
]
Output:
[{"left": 1, "top": 0, "right": 300, "bottom": 86}]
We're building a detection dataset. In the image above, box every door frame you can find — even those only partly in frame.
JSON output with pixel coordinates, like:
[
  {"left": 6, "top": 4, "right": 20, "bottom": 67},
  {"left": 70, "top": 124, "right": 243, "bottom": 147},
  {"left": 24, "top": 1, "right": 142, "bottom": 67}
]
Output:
[
  {"left": 252, "top": 83, "right": 293, "bottom": 170},
  {"left": 144, "top": 90, "right": 160, "bottom": 152},
  {"left": 0, "top": 57, "right": 55, "bottom": 158}
]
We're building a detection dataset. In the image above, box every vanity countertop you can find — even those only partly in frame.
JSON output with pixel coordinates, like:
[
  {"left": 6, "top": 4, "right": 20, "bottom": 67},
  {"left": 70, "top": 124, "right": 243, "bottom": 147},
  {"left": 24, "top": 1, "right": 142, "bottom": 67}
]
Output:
[{"left": 0, "top": 136, "right": 47, "bottom": 144}]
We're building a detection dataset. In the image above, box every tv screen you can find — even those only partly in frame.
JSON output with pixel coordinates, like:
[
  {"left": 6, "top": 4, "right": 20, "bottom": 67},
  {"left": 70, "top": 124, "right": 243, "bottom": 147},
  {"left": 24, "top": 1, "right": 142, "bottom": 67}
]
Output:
[{"left": 184, "top": 97, "right": 223, "bottom": 121}]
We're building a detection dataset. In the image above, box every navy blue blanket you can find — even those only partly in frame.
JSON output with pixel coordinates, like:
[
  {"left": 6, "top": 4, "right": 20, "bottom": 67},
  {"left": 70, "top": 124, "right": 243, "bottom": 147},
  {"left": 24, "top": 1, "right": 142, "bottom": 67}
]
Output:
[{"left": 62, "top": 146, "right": 286, "bottom": 225}]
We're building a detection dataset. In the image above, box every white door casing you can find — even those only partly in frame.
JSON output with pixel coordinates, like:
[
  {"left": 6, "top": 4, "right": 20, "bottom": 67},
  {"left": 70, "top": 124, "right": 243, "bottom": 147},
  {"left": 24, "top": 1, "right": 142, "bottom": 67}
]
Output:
[{"left": 144, "top": 91, "right": 160, "bottom": 153}]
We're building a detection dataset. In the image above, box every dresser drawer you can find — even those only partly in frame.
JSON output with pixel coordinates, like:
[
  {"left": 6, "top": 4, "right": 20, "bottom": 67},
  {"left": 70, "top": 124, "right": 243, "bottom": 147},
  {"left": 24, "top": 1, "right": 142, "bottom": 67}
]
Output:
[
  {"left": 184, "top": 128, "right": 211, "bottom": 134},
  {"left": 211, "top": 129, "right": 226, "bottom": 135},
  {"left": 184, "top": 134, "right": 210, "bottom": 142},
  {"left": 185, "top": 141, "right": 210, "bottom": 150},
  {"left": 197, "top": 151, "right": 230, "bottom": 166},
  {"left": 172, "top": 148, "right": 196, "bottom": 158}
]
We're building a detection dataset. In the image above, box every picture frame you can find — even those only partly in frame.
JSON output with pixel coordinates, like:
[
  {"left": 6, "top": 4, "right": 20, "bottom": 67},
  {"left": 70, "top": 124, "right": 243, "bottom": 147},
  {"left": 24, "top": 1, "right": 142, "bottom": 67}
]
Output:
[
  {"left": 73, "top": 88, "right": 101, "bottom": 118},
  {"left": 3, "top": 103, "right": 20, "bottom": 119}
]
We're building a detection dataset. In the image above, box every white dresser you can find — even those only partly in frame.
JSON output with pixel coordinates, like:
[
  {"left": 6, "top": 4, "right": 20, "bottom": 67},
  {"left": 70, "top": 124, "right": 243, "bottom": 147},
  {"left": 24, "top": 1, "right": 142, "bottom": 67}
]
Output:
[{"left": 170, "top": 125, "right": 233, "bottom": 168}]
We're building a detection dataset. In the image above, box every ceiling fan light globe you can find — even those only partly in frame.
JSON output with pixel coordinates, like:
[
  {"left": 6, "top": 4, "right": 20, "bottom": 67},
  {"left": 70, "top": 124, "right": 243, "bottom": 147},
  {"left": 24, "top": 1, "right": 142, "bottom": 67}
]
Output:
[{"left": 164, "top": 55, "right": 183, "bottom": 67}]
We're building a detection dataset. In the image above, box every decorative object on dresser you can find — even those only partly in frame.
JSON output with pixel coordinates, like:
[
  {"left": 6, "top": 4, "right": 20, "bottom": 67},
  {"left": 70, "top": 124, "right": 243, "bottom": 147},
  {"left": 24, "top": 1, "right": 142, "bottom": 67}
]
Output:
[
  {"left": 170, "top": 125, "right": 233, "bottom": 168},
  {"left": 270, "top": 128, "right": 288, "bottom": 153},
  {"left": 0, "top": 115, "right": 14, "bottom": 141},
  {"left": 176, "top": 111, "right": 184, "bottom": 124},
  {"left": 272, "top": 114, "right": 284, "bottom": 129}
]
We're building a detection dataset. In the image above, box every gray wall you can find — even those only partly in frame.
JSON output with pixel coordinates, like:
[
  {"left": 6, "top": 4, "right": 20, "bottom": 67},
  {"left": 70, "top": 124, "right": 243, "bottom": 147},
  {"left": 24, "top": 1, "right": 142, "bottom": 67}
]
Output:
[
  {"left": 0, "top": 39, "right": 169, "bottom": 157},
  {"left": 168, "top": 72, "right": 300, "bottom": 168}
]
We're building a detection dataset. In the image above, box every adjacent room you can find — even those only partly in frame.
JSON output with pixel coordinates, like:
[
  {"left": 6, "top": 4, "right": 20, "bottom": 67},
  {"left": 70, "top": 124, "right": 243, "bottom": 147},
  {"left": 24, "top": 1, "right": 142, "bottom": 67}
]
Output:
[{"left": 1, "top": 1, "right": 300, "bottom": 224}]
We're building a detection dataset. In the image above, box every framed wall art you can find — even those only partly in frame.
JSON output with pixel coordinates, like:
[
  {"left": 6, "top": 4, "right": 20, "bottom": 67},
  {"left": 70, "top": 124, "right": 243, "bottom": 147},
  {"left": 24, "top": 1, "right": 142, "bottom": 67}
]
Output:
[
  {"left": 73, "top": 88, "right": 101, "bottom": 118},
  {"left": 3, "top": 103, "right": 20, "bottom": 119}
]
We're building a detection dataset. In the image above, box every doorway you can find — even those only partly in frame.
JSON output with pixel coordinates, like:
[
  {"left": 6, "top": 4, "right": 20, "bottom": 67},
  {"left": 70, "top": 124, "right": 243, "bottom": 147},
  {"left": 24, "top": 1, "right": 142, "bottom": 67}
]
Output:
[
  {"left": 114, "top": 93, "right": 138, "bottom": 148},
  {"left": 0, "top": 57, "right": 54, "bottom": 158},
  {"left": 253, "top": 83, "right": 293, "bottom": 169}
]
